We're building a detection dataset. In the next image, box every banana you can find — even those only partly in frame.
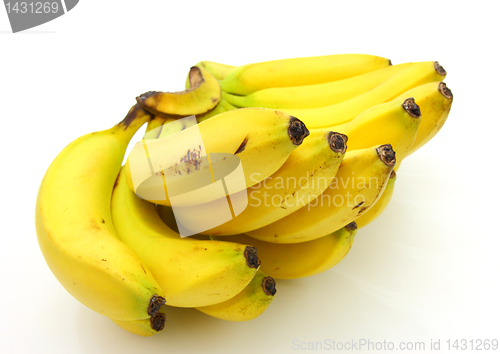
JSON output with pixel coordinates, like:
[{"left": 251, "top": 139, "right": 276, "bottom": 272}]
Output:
[
  {"left": 35, "top": 105, "right": 166, "bottom": 321},
  {"left": 137, "top": 66, "right": 221, "bottom": 118},
  {"left": 324, "top": 97, "right": 422, "bottom": 170},
  {"left": 246, "top": 144, "right": 396, "bottom": 243},
  {"left": 215, "top": 223, "right": 357, "bottom": 279},
  {"left": 220, "top": 54, "right": 391, "bottom": 95},
  {"left": 124, "top": 108, "right": 309, "bottom": 207},
  {"left": 399, "top": 82, "right": 453, "bottom": 155},
  {"left": 111, "top": 310, "right": 166, "bottom": 337},
  {"left": 186, "top": 61, "right": 235, "bottom": 85},
  {"left": 195, "top": 270, "right": 277, "bottom": 321},
  {"left": 355, "top": 171, "right": 396, "bottom": 229},
  {"left": 111, "top": 167, "right": 261, "bottom": 307},
  {"left": 223, "top": 62, "right": 414, "bottom": 109},
  {"left": 283, "top": 61, "right": 446, "bottom": 129},
  {"left": 169, "top": 130, "right": 348, "bottom": 236}
]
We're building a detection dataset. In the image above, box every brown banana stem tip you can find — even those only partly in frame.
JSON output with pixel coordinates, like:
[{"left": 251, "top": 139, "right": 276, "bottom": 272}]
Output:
[
  {"left": 188, "top": 66, "right": 204, "bottom": 87},
  {"left": 150, "top": 312, "right": 166, "bottom": 332},
  {"left": 147, "top": 295, "right": 166, "bottom": 317},
  {"left": 328, "top": 132, "right": 348, "bottom": 154},
  {"left": 434, "top": 61, "right": 447, "bottom": 76},
  {"left": 244, "top": 246, "right": 261, "bottom": 269},
  {"left": 438, "top": 82, "right": 453, "bottom": 99},
  {"left": 390, "top": 170, "right": 396, "bottom": 178},
  {"left": 288, "top": 116, "right": 310, "bottom": 145},
  {"left": 119, "top": 104, "right": 150, "bottom": 128},
  {"left": 345, "top": 221, "right": 358, "bottom": 231},
  {"left": 262, "top": 276, "right": 277, "bottom": 296},
  {"left": 402, "top": 97, "right": 421, "bottom": 118},
  {"left": 376, "top": 144, "right": 396, "bottom": 167}
]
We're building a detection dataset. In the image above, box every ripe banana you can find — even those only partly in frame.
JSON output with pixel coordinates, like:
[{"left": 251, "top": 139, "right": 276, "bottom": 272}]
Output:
[
  {"left": 355, "top": 170, "right": 396, "bottom": 229},
  {"left": 111, "top": 167, "right": 261, "bottom": 307},
  {"left": 195, "top": 270, "right": 276, "bottom": 321},
  {"left": 186, "top": 61, "right": 235, "bottom": 84},
  {"left": 223, "top": 62, "right": 414, "bottom": 109},
  {"left": 170, "top": 130, "right": 347, "bottom": 236},
  {"left": 137, "top": 66, "right": 221, "bottom": 118},
  {"left": 398, "top": 82, "right": 453, "bottom": 155},
  {"left": 124, "top": 108, "right": 309, "bottom": 207},
  {"left": 246, "top": 144, "right": 396, "bottom": 243},
  {"left": 283, "top": 61, "right": 446, "bottom": 129},
  {"left": 220, "top": 54, "right": 391, "bottom": 95},
  {"left": 325, "top": 97, "right": 422, "bottom": 170},
  {"left": 213, "top": 222, "right": 357, "bottom": 279},
  {"left": 111, "top": 310, "right": 166, "bottom": 337},
  {"left": 35, "top": 105, "right": 166, "bottom": 321}
]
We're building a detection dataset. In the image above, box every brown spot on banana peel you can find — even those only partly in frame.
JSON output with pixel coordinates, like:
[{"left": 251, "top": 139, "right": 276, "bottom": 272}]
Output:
[
  {"left": 147, "top": 295, "right": 166, "bottom": 317},
  {"left": 439, "top": 82, "right": 453, "bottom": 100},
  {"left": 357, "top": 206, "right": 368, "bottom": 215},
  {"left": 328, "top": 132, "right": 348, "bottom": 154},
  {"left": 402, "top": 98, "right": 421, "bottom": 118},
  {"left": 434, "top": 61, "right": 447, "bottom": 76},
  {"left": 376, "top": 144, "right": 396, "bottom": 167},
  {"left": 119, "top": 104, "right": 151, "bottom": 129},
  {"left": 262, "top": 276, "right": 277, "bottom": 296},
  {"left": 288, "top": 116, "right": 310, "bottom": 145},
  {"left": 150, "top": 312, "right": 166, "bottom": 332},
  {"left": 244, "top": 246, "right": 261, "bottom": 268},
  {"left": 234, "top": 136, "right": 249, "bottom": 154},
  {"left": 390, "top": 170, "right": 396, "bottom": 179},
  {"left": 352, "top": 201, "right": 365, "bottom": 210},
  {"left": 345, "top": 221, "right": 358, "bottom": 231}
]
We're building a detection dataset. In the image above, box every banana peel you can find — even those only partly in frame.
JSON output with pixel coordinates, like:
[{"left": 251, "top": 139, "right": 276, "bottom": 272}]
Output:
[{"left": 136, "top": 65, "right": 221, "bottom": 118}]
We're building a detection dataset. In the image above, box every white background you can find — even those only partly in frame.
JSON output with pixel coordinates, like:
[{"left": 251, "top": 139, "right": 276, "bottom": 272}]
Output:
[{"left": 1, "top": 1, "right": 499, "bottom": 353}]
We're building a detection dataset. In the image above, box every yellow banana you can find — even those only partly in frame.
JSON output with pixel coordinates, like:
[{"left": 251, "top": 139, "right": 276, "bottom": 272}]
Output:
[
  {"left": 35, "top": 105, "right": 166, "bottom": 321},
  {"left": 124, "top": 108, "right": 309, "bottom": 207},
  {"left": 355, "top": 171, "right": 396, "bottom": 229},
  {"left": 246, "top": 144, "right": 396, "bottom": 243},
  {"left": 137, "top": 66, "right": 221, "bottom": 118},
  {"left": 283, "top": 61, "right": 446, "bottom": 129},
  {"left": 111, "top": 168, "right": 261, "bottom": 307},
  {"left": 170, "top": 130, "right": 347, "bottom": 236},
  {"left": 324, "top": 97, "right": 421, "bottom": 170},
  {"left": 398, "top": 82, "right": 454, "bottom": 155},
  {"left": 223, "top": 62, "right": 414, "bottom": 109},
  {"left": 186, "top": 61, "right": 236, "bottom": 85},
  {"left": 195, "top": 270, "right": 276, "bottom": 321},
  {"left": 216, "top": 223, "right": 357, "bottom": 279},
  {"left": 220, "top": 54, "right": 391, "bottom": 95},
  {"left": 111, "top": 310, "right": 166, "bottom": 337}
]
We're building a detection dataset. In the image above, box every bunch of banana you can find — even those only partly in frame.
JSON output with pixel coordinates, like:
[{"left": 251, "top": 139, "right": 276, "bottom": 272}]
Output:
[{"left": 36, "top": 52, "right": 453, "bottom": 337}]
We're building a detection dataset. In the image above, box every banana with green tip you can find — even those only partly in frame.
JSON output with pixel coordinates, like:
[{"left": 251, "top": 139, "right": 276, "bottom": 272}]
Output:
[
  {"left": 215, "top": 223, "right": 357, "bottom": 279},
  {"left": 111, "top": 167, "right": 261, "bottom": 307},
  {"left": 246, "top": 144, "right": 396, "bottom": 243},
  {"left": 35, "top": 105, "right": 166, "bottom": 321},
  {"left": 355, "top": 171, "right": 396, "bottom": 229},
  {"left": 196, "top": 270, "right": 276, "bottom": 321},
  {"left": 186, "top": 61, "right": 236, "bottom": 86},
  {"left": 169, "top": 129, "right": 347, "bottom": 236},
  {"left": 223, "top": 62, "right": 415, "bottom": 109},
  {"left": 220, "top": 54, "right": 391, "bottom": 95},
  {"left": 283, "top": 61, "right": 446, "bottom": 129}
]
